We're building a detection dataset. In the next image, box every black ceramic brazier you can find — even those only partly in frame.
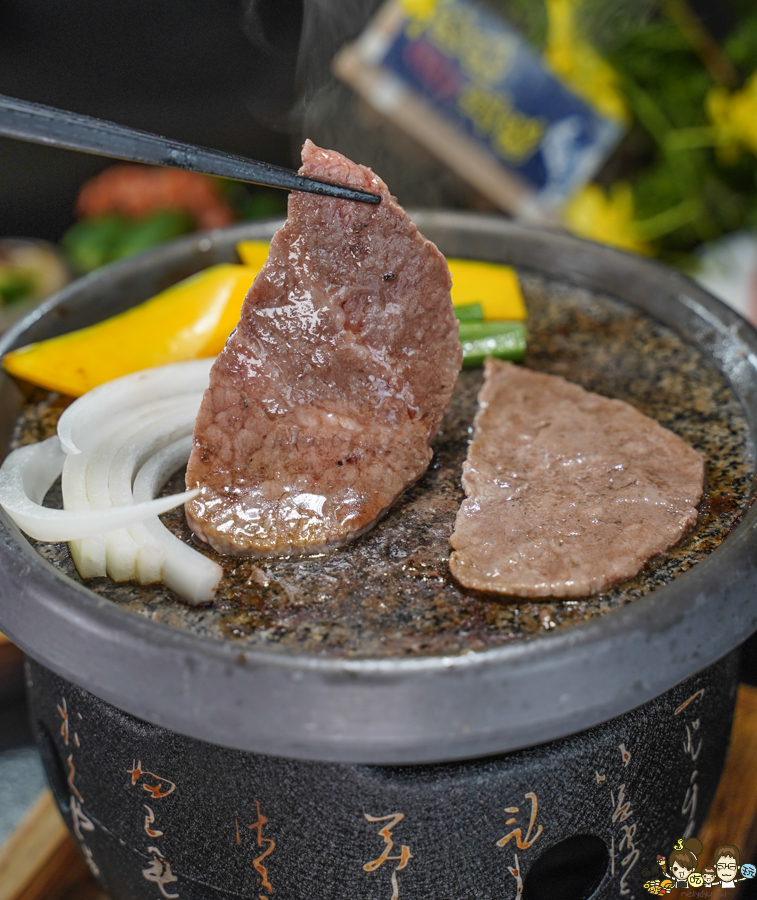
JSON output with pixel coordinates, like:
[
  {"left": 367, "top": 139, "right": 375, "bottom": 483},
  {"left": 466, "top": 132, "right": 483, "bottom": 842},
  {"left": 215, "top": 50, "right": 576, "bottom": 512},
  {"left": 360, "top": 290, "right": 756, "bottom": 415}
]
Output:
[
  {"left": 1, "top": 215, "right": 757, "bottom": 900},
  {"left": 28, "top": 654, "right": 737, "bottom": 900}
]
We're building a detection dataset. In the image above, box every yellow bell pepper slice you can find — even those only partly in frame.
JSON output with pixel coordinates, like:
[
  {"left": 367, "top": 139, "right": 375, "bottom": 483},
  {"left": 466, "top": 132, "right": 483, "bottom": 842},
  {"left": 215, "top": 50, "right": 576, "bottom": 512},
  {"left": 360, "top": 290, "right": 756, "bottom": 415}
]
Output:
[
  {"left": 238, "top": 240, "right": 525, "bottom": 322},
  {"left": 3, "top": 263, "right": 259, "bottom": 397},
  {"left": 236, "top": 240, "right": 272, "bottom": 270},
  {"left": 446, "top": 259, "right": 525, "bottom": 321},
  {"left": 4, "top": 237, "right": 525, "bottom": 398}
]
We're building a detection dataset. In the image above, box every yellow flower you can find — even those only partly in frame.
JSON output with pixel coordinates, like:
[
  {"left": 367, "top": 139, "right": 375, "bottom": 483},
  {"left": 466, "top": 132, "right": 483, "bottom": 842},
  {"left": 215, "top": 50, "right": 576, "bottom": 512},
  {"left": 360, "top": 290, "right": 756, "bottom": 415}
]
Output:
[
  {"left": 543, "top": 0, "right": 629, "bottom": 124},
  {"left": 562, "top": 183, "right": 651, "bottom": 254},
  {"left": 706, "top": 70, "right": 757, "bottom": 163},
  {"left": 398, "top": 0, "right": 438, "bottom": 18}
]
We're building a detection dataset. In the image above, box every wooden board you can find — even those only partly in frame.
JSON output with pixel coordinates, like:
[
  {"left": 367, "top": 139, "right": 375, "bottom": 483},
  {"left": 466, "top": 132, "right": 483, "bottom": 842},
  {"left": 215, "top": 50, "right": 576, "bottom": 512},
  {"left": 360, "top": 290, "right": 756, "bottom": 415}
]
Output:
[
  {"left": 0, "top": 791, "right": 90, "bottom": 900},
  {"left": 697, "top": 684, "right": 757, "bottom": 897},
  {"left": 0, "top": 633, "right": 25, "bottom": 701},
  {"left": 3, "top": 685, "right": 757, "bottom": 899}
]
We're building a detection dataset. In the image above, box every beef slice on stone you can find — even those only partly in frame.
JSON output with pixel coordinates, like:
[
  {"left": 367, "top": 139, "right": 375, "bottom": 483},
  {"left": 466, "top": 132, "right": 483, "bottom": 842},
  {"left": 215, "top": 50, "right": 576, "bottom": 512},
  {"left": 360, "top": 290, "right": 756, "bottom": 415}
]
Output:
[
  {"left": 185, "top": 141, "right": 462, "bottom": 557},
  {"left": 449, "top": 359, "right": 705, "bottom": 598}
]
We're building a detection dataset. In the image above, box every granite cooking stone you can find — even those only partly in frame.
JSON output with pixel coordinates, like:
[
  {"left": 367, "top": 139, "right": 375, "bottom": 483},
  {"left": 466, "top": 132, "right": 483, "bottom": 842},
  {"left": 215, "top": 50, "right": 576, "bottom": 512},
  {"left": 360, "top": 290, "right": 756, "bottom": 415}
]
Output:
[{"left": 13, "top": 271, "right": 754, "bottom": 660}]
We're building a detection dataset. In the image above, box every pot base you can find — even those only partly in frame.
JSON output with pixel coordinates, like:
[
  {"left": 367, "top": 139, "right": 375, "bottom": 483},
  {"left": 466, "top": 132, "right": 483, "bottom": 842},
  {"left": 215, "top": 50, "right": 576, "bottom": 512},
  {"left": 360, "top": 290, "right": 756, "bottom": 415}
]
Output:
[{"left": 27, "top": 652, "right": 737, "bottom": 900}]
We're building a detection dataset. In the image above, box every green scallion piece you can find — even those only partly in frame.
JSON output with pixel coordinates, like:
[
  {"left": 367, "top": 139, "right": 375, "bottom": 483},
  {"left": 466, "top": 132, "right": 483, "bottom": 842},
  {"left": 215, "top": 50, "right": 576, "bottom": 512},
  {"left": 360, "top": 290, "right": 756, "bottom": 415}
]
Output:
[
  {"left": 458, "top": 321, "right": 527, "bottom": 367},
  {"left": 453, "top": 301, "right": 485, "bottom": 323}
]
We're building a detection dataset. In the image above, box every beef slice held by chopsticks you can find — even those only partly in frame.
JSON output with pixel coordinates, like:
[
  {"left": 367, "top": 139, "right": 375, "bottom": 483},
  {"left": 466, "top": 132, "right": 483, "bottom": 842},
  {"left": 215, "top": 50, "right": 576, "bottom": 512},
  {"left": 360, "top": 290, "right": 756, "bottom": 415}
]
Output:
[
  {"left": 449, "top": 360, "right": 705, "bottom": 598},
  {"left": 185, "top": 141, "right": 462, "bottom": 557}
]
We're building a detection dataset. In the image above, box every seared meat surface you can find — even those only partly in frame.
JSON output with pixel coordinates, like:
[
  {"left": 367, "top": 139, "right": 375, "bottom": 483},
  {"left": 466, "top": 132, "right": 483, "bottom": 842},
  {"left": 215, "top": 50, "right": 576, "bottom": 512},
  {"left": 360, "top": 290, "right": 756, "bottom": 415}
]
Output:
[
  {"left": 449, "top": 360, "right": 705, "bottom": 598},
  {"left": 186, "top": 141, "right": 461, "bottom": 556}
]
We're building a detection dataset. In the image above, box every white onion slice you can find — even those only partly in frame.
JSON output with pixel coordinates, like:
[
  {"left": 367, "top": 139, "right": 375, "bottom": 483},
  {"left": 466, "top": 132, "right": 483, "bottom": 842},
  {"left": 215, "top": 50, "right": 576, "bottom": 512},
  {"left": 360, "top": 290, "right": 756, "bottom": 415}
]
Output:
[
  {"left": 14, "top": 437, "right": 64, "bottom": 504},
  {"left": 110, "top": 412, "right": 195, "bottom": 584},
  {"left": 61, "top": 435, "right": 106, "bottom": 577},
  {"left": 0, "top": 437, "right": 197, "bottom": 543},
  {"left": 63, "top": 396, "right": 201, "bottom": 578},
  {"left": 57, "top": 357, "right": 213, "bottom": 455},
  {"left": 132, "top": 436, "right": 223, "bottom": 605},
  {"left": 103, "top": 397, "right": 200, "bottom": 582},
  {"left": 0, "top": 358, "right": 226, "bottom": 605}
]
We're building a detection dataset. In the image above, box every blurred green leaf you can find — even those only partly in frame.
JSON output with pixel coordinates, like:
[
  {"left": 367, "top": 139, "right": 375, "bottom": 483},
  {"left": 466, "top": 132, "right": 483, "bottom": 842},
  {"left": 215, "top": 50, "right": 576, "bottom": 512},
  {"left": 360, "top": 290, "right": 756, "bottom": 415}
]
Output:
[
  {"left": 0, "top": 270, "right": 35, "bottom": 303},
  {"left": 725, "top": 5, "right": 757, "bottom": 72},
  {"left": 219, "top": 180, "right": 287, "bottom": 220},
  {"left": 62, "top": 210, "right": 194, "bottom": 273},
  {"left": 110, "top": 210, "right": 193, "bottom": 262},
  {"left": 603, "top": 4, "right": 757, "bottom": 256},
  {"left": 61, "top": 213, "right": 131, "bottom": 273}
]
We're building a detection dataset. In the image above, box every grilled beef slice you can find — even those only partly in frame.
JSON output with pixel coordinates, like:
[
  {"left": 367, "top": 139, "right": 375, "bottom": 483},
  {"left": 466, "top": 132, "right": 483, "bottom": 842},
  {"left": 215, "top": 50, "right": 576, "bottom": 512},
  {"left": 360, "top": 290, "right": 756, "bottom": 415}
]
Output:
[
  {"left": 449, "top": 360, "right": 705, "bottom": 598},
  {"left": 186, "top": 141, "right": 462, "bottom": 556}
]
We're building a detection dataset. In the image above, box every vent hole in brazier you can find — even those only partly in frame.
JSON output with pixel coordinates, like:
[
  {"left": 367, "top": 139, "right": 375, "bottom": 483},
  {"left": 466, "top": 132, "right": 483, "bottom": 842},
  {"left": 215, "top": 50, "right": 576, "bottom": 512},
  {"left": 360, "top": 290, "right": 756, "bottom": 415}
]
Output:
[
  {"left": 522, "top": 834, "right": 609, "bottom": 900},
  {"left": 35, "top": 719, "right": 70, "bottom": 814}
]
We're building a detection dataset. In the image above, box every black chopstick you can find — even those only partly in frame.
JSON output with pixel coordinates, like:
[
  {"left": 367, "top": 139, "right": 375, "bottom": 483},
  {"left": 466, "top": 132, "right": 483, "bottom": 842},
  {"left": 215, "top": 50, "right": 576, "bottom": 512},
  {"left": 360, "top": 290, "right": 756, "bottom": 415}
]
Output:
[{"left": 0, "top": 94, "right": 381, "bottom": 206}]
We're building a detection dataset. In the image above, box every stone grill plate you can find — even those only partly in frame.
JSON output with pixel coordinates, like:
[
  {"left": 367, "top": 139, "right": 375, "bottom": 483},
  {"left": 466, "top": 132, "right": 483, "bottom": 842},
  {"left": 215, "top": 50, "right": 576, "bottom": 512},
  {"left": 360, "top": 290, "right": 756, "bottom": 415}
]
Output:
[{"left": 0, "top": 213, "right": 755, "bottom": 763}]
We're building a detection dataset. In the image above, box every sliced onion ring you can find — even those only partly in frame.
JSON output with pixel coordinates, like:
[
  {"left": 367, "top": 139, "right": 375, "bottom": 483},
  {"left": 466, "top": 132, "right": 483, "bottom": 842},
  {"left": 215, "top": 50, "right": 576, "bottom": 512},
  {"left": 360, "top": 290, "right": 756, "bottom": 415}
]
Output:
[
  {"left": 0, "top": 358, "right": 225, "bottom": 604},
  {"left": 132, "top": 436, "right": 223, "bottom": 604},
  {"left": 79, "top": 395, "right": 202, "bottom": 581},
  {"left": 108, "top": 404, "right": 199, "bottom": 584},
  {"left": 57, "top": 357, "right": 213, "bottom": 455},
  {"left": 63, "top": 395, "right": 201, "bottom": 578},
  {"left": 0, "top": 437, "right": 198, "bottom": 542}
]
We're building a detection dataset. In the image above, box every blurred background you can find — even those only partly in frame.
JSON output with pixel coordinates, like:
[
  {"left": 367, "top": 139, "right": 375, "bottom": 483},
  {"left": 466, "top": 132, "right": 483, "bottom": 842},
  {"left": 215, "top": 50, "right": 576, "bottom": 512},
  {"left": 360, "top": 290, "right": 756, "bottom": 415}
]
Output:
[
  {"left": 2, "top": 0, "right": 757, "bottom": 316},
  {"left": 3, "top": 0, "right": 757, "bottom": 895},
  {"left": 0, "top": 0, "right": 300, "bottom": 240},
  {"left": 0, "top": 0, "right": 755, "bottom": 282}
]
